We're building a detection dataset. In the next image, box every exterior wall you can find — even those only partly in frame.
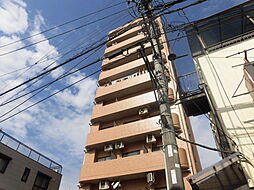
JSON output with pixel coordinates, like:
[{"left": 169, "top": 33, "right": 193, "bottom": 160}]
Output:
[
  {"left": 0, "top": 143, "right": 61, "bottom": 190},
  {"left": 195, "top": 38, "right": 254, "bottom": 187},
  {"left": 80, "top": 17, "right": 201, "bottom": 190}
]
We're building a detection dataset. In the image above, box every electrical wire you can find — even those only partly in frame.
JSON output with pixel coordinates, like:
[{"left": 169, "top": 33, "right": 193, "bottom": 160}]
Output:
[
  {"left": 0, "top": 16, "right": 143, "bottom": 119},
  {"left": 0, "top": 1, "right": 126, "bottom": 49},
  {"left": 0, "top": 13, "right": 136, "bottom": 99},
  {"left": 0, "top": 67, "right": 27, "bottom": 78},
  {"left": 1, "top": 12, "right": 128, "bottom": 106},
  {"left": 0, "top": 70, "right": 101, "bottom": 124},
  {"left": 0, "top": 31, "right": 76, "bottom": 96},
  {"left": 175, "top": 133, "right": 236, "bottom": 154},
  {"left": 0, "top": 55, "right": 102, "bottom": 119},
  {"left": 0, "top": 7, "right": 131, "bottom": 57},
  {"left": 162, "top": 0, "right": 208, "bottom": 15},
  {"left": 204, "top": 53, "right": 254, "bottom": 146}
]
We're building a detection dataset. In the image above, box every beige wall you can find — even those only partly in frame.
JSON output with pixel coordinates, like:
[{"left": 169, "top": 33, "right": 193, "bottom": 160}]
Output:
[
  {"left": 196, "top": 38, "right": 254, "bottom": 187},
  {"left": 0, "top": 143, "right": 61, "bottom": 190}
]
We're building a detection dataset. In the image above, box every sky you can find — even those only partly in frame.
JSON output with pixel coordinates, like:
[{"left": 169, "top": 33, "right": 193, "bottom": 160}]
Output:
[{"left": 0, "top": 0, "right": 248, "bottom": 189}]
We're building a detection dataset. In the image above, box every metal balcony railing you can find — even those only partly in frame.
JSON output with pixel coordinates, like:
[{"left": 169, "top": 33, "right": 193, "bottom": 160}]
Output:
[
  {"left": 0, "top": 130, "right": 62, "bottom": 174},
  {"left": 177, "top": 71, "right": 203, "bottom": 97}
]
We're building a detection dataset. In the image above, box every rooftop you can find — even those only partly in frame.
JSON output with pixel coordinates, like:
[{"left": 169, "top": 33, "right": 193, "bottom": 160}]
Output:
[{"left": 0, "top": 129, "right": 62, "bottom": 174}]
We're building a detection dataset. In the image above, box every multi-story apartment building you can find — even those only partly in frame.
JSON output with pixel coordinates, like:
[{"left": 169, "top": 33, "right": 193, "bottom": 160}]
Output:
[
  {"left": 79, "top": 17, "right": 201, "bottom": 190},
  {"left": 0, "top": 130, "right": 62, "bottom": 190},
  {"left": 184, "top": 1, "right": 254, "bottom": 189}
]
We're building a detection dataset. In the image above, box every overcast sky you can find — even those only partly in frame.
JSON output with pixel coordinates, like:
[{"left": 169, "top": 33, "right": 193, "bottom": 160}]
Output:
[{"left": 0, "top": 0, "right": 247, "bottom": 189}]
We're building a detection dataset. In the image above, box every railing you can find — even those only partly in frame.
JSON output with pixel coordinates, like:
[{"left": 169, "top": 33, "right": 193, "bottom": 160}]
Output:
[
  {"left": 0, "top": 130, "right": 62, "bottom": 174},
  {"left": 177, "top": 71, "right": 203, "bottom": 97}
]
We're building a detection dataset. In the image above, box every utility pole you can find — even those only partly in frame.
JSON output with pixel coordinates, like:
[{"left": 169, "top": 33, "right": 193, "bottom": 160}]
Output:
[{"left": 139, "top": 0, "right": 185, "bottom": 189}]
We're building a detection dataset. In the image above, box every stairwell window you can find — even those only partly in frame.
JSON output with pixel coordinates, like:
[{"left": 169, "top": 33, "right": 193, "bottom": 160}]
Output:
[
  {"left": 21, "top": 167, "right": 31, "bottom": 182},
  {"left": 0, "top": 153, "right": 11, "bottom": 173},
  {"left": 122, "top": 150, "right": 140, "bottom": 158}
]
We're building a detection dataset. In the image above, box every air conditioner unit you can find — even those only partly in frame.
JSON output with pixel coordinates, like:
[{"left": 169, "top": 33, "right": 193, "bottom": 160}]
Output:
[
  {"left": 115, "top": 142, "right": 124, "bottom": 150},
  {"left": 77, "top": 183, "right": 82, "bottom": 188},
  {"left": 146, "top": 135, "right": 156, "bottom": 144},
  {"left": 112, "top": 181, "right": 121, "bottom": 189},
  {"left": 147, "top": 172, "right": 155, "bottom": 184},
  {"left": 104, "top": 144, "right": 113, "bottom": 152},
  {"left": 99, "top": 180, "right": 110, "bottom": 190},
  {"left": 139, "top": 107, "right": 149, "bottom": 117}
]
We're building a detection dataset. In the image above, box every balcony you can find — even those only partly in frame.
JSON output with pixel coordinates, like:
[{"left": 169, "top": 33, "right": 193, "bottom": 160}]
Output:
[
  {"left": 80, "top": 148, "right": 189, "bottom": 182},
  {"left": 108, "top": 18, "right": 143, "bottom": 39},
  {"left": 95, "top": 72, "right": 152, "bottom": 102},
  {"left": 104, "top": 33, "right": 147, "bottom": 58},
  {"left": 91, "top": 91, "right": 156, "bottom": 124},
  {"left": 87, "top": 113, "right": 181, "bottom": 148},
  {"left": 177, "top": 71, "right": 210, "bottom": 116},
  {"left": 98, "top": 55, "right": 153, "bottom": 85},
  {"left": 87, "top": 116, "right": 160, "bottom": 147},
  {"left": 80, "top": 151, "right": 163, "bottom": 182},
  {"left": 106, "top": 25, "right": 143, "bottom": 47}
]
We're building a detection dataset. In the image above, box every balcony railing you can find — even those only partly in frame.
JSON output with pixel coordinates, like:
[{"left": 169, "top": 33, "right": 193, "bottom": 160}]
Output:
[
  {"left": 177, "top": 71, "right": 203, "bottom": 97},
  {"left": 0, "top": 130, "right": 62, "bottom": 174}
]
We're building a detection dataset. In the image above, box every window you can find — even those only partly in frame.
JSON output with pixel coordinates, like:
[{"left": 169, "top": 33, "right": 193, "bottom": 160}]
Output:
[
  {"left": 0, "top": 153, "right": 11, "bottom": 173},
  {"left": 96, "top": 156, "right": 112, "bottom": 162},
  {"left": 33, "top": 172, "right": 51, "bottom": 190},
  {"left": 21, "top": 167, "right": 30, "bottom": 182},
  {"left": 122, "top": 150, "right": 140, "bottom": 158}
]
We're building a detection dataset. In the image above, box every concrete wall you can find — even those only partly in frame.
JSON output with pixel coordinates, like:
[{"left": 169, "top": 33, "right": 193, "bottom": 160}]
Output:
[
  {"left": 196, "top": 38, "right": 254, "bottom": 187},
  {"left": 0, "top": 143, "right": 61, "bottom": 190}
]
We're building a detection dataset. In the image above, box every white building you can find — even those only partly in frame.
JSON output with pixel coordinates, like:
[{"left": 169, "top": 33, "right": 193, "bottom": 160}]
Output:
[{"left": 184, "top": 1, "right": 254, "bottom": 189}]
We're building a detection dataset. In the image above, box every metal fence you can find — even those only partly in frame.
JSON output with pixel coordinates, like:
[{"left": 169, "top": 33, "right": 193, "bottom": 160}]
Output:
[
  {"left": 0, "top": 130, "right": 62, "bottom": 174},
  {"left": 177, "top": 71, "right": 202, "bottom": 96}
]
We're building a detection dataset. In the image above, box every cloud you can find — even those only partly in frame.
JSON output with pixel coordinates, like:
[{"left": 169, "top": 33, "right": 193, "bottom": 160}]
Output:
[
  {"left": 0, "top": 0, "right": 28, "bottom": 34},
  {"left": 0, "top": 1, "right": 97, "bottom": 190}
]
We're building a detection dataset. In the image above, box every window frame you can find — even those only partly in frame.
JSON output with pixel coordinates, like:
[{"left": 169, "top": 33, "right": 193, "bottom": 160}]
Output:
[
  {"left": 21, "top": 167, "right": 31, "bottom": 183},
  {"left": 33, "top": 172, "right": 51, "bottom": 190},
  {"left": 0, "top": 152, "right": 12, "bottom": 174},
  {"left": 122, "top": 150, "right": 140, "bottom": 158}
]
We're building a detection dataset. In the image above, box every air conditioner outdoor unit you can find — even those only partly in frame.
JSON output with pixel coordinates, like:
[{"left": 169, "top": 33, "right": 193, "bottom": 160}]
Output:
[
  {"left": 146, "top": 135, "right": 156, "bottom": 144},
  {"left": 104, "top": 144, "right": 113, "bottom": 152},
  {"left": 99, "top": 180, "right": 110, "bottom": 190},
  {"left": 147, "top": 172, "right": 155, "bottom": 184},
  {"left": 139, "top": 107, "right": 149, "bottom": 117},
  {"left": 115, "top": 142, "right": 124, "bottom": 150}
]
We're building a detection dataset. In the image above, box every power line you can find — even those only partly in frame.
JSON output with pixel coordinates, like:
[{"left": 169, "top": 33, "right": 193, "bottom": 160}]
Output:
[
  {"left": 0, "top": 7, "right": 130, "bottom": 57},
  {"left": 0, "top": 70, "right": 101, "bottom": 124},
  {"left": 0, "top": 31, "right": 76, "bottom": 97},
  {"left": 162, "top": 0, "right": 208, "bottom": 15},
  {"left": 0, "top": 14, "right": 185, "bottom": 103},
  {"left": 175, "top": 133, "right": 236, "bottom": 154},
  {"left": 0, "top": 58, "right": 102, "bottom": 108},
  {"left": 0, "top": 39, "right": 104, "bottom": 118},
  {"left": 0, "top": 15, "right": 139, "bottom": 113},
  {"left": 0, "top": 12, "right": 127, "bottom": 106},
  {"left": 204, "top": 53, "right": 254, "bottom": 146},
  {"left": 0, "top": 67, "right": 27, "bottom": 78},
  {"left": 0, "top": 1, "right": 126, "bottom": 49},
  {"left": 0, "top": 40, "right": 106, "bottom": 97},
  {"left": 0, "top": 56, "right": 102, "bottom": 119}
]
